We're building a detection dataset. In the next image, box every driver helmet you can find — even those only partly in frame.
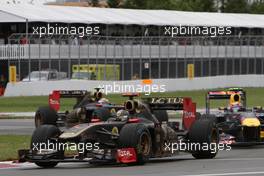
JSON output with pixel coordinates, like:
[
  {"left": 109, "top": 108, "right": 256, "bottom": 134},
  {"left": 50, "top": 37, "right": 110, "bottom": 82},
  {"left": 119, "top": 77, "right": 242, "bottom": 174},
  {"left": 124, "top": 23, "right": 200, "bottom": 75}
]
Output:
[
  {"left": 230, "top": 102, "right": 242, "bottom": 112},
  {"left": 116, "top": 109, "right": 129, "bottom": 119},
  {"left": 98, "top": 98, "right": 109, "bottom": 104}
]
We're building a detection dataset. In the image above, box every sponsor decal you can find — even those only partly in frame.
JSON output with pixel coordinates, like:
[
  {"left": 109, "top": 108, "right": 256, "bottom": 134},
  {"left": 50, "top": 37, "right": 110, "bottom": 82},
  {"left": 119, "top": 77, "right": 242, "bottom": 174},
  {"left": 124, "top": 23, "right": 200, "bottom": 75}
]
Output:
[
  {"left": 111, "top": 127, "right": 119, "bottom": 136},
  {"left": 183, "top": 111, "right": 195, "bottom": 118},
  {"left": 150, "top": 97, "right": 183, "bottom": 104},
  {"left": 116, "top": 148, "right": 137, "bottom": 163}
]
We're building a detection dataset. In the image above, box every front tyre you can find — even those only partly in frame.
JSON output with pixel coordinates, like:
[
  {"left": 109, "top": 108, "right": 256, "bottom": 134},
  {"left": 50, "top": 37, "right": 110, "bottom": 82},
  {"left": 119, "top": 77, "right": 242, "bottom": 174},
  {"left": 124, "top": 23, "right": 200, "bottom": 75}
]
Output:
[
  {"left": 31, "top": 125, "right": 62, "bottom": 168},
  {"left": 35, "top": 106, "right": 58, "bottom": 128},
  {"left": 119, "top": 123, "right": 152, "bottom": 165},
  {"left": 189, "top": 118, "right": 219, "bottom": 159}
]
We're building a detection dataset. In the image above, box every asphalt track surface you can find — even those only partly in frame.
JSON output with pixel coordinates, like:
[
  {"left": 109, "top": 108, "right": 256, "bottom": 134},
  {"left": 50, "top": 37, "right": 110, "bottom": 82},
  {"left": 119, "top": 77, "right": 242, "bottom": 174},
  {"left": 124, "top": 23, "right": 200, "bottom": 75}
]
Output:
[
  {"left": 1, "top": 147, "right": 264, "bottom": 176},
  {"left": 0, "top": 109, "right": 212, "bottom": 135},
  {"left": 0, "top": 119, "right": 34, "bottom": 135}
]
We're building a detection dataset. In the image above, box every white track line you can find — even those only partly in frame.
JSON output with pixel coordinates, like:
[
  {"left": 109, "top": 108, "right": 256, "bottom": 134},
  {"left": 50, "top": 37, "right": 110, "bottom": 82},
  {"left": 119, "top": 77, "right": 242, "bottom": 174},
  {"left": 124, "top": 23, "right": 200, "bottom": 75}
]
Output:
[
  {"left": 182, "top": 171, "right": 264, "bottom": 176},
  {"left": 0, "top": 161, "right": 34, "bottom": 169},
  {"left": 215, "top": 157, "right": 264, "bottom": 161}
]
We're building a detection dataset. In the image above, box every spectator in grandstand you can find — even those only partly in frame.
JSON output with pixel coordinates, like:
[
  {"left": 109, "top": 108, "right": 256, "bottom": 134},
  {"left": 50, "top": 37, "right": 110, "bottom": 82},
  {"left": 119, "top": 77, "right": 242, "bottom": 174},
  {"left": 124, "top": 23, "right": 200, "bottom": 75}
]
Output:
[
  {"left": 72, "top": 36, "right": 79, "bottom": 45},
  {"left": 51, "top": 38, "right": 56, "bottom": 45},
  {"left": 20, "top": 36, "right": 28, "bottom": 44},
  {"left": 0, "top": 74, "right": 6, "bottom": 96},
  {"left": 132, "top": 73, "right": 139, "bottom": 80},
  {"left": 79, "top": 37, "right": 83, "bottom": 45},
  {"left": 0, "top": 74, "right": 6, "bottom": 85}
]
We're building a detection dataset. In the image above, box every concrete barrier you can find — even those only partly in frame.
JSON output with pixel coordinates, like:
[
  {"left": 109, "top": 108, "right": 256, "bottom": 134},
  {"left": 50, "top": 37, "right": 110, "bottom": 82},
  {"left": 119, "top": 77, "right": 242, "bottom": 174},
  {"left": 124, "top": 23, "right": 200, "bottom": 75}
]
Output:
[{"left": 4, "top": 74, "right": 264, "bottom": 97}]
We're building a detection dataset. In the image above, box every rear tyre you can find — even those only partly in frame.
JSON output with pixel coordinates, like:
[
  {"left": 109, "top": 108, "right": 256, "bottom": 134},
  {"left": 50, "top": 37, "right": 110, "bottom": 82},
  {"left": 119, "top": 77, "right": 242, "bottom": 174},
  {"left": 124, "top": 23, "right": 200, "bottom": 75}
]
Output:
[
  {"left": 35, "top": 106, "right": 58, "bottom": 128},
  {"left": 31, "top": 125, "right": 61, "bottom": 168},
  {"left": 196, "top": 112, "right": 201, "bottom": 120},
  {"left": 119, "top": 123, "right": 152, "bottom": 165},
  {"left": 189, "top": 118, "right": 219, "bottom": 159}
]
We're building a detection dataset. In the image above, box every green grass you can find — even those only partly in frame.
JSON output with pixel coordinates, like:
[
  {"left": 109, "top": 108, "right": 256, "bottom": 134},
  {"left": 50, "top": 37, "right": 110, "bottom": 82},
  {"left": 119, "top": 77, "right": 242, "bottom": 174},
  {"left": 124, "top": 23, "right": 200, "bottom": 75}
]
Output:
[
  {"left": 0, "top": 135, "right": 94, "bottom": 161},
  {"left": 0, "top": 135, "right": 31, "bottom": 161},
  {"left": 0, "top": 87, "right": 264, "bottom": 112},
  {"left": 0, "top": 96, "right": 74, "bottom": 112}
]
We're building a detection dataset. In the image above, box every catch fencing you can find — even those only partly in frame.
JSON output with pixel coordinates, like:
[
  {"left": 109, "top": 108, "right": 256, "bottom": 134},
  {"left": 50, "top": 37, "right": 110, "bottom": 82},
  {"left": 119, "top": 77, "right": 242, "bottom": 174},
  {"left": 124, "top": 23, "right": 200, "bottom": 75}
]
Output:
[{"left": 1, "top": 34, "right": 264, "bottom": 81}]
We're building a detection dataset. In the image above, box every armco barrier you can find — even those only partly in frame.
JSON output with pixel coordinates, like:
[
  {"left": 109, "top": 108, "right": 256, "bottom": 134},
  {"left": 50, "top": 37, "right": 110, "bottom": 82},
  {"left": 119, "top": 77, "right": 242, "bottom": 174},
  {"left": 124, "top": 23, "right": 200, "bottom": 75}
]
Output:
[{"left": 4, "top": 75, "right": 264, "bottom": 97}]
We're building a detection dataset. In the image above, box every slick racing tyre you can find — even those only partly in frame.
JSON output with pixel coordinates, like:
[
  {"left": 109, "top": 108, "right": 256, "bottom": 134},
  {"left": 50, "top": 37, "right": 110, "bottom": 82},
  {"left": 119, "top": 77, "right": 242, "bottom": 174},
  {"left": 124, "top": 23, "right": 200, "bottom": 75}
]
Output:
[
  {"left": 119, "top": 123, "right": 152, "bottom": 165},
  {"left": 31, "top": 125, "right": 62, "bottom": 168},
  {"left": 35, "top": 106, "right": 58, "bottom": 128},
  {"left": 196, "top": 112, "right": 201, "bottom": 120},
  {"left": 189, "top": 118, "right": 219, "bottom": 159}
]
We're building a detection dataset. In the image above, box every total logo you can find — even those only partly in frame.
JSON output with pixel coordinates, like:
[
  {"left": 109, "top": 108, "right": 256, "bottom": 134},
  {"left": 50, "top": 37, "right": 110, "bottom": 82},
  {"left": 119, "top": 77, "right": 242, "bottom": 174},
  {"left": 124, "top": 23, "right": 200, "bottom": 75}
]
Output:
[
  {"left": 183, "top": 111, "right": 195, "bottom": 118},
  {"left": 49, "top": 99, "right": 59, "bottom": 105},
  {"left": 117, "top": 148, "right": 137, "bottom": 163},
  {"left": 118, "top": 150, "right": 133, "bottom": 157}
]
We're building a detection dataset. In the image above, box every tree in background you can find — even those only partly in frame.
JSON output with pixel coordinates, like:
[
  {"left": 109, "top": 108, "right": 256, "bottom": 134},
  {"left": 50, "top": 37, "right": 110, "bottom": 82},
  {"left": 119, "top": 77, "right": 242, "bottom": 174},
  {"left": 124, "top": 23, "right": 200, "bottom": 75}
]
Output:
[
  {"left": 91, "top": 0, "right": 99, "bottom": 7},
  {"left": 220, "top": 0, "right": 249, "bottom": 13},
  {"left": 172, "top": 0, "right": 216, "bottom": 12},
  {"left": 108, "top": 0, "right": 121, "bottom": 8},
  {"left": 122, "top": 0, "right": 264, "bottom": 14},
  {"left": 144, "top": 0, "right": 179, "bottom": 10},
  {"left": 123, "top": 0, "right": 148, "bottom": 9},
  {"left": 250, "top": 1, "right": 264, "bottom": 14},
  {"left": 123, "top": 0, "right": 216, "bottom": 12}
]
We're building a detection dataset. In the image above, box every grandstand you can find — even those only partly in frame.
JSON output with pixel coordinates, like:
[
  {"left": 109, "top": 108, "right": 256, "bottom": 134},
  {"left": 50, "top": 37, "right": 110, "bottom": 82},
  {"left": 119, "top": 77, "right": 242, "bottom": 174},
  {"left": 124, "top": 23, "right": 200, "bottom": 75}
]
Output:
[{"left": 0, "top": 4, "right": 264, "bottom": 83}]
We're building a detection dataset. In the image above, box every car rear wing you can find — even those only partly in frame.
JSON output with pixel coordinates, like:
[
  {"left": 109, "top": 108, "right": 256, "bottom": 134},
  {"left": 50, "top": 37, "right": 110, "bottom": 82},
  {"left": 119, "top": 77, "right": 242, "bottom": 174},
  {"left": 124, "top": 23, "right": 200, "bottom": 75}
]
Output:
[
  {"left": 143, "top": 97, "right": 184, "bottom": 110},
  {"left": 143, "top": 97, "right": 197, "bottom": 130},
  {"left": 49, "top": 90, "right": 90, "bottom": 111},
  {"left": 206, "top": 89, "right": 246, "bottom": 114}
]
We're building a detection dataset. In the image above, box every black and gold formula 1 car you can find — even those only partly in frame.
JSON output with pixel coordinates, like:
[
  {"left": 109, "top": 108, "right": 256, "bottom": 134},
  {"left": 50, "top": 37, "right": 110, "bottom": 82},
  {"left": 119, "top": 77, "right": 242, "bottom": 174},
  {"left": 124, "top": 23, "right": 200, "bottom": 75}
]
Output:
[
  {"left": 204, "top": 88, "right": 264, "bottom": 145},
  {"left": 18, "top": 94, "right": 219, "bottom": 168},
  {"left": 34, "top": 88, "right": 123, "bottom": 128}
]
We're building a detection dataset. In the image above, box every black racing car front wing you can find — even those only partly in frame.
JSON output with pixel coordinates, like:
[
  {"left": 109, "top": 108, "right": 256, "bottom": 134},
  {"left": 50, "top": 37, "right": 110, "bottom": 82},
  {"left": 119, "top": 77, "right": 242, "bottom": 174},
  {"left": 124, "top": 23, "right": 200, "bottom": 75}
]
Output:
[{"left": 18, "top": 149, "right": 116, "bottom": 164}]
